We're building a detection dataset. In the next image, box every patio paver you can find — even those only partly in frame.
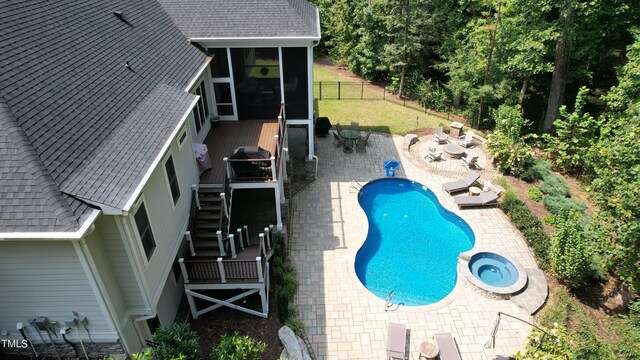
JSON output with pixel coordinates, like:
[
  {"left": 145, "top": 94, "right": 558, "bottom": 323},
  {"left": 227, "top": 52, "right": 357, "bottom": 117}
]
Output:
[{"left": 290, "top": 132, "right": 541, "bottom": 359}]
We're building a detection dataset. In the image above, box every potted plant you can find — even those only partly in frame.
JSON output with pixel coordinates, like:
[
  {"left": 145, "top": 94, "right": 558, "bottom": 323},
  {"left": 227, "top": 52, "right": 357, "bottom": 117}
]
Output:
[{"left": 209, "top": 115, "right": 220, "bottom": 127}]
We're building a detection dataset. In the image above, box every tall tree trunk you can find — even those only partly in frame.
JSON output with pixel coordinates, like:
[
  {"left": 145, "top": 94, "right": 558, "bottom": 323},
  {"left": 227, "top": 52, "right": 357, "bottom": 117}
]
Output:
[
  {"left": 519, "top": 78, "right": 528, "bottom": 106},
  {"left": 398, "top": 0, "right": 410, "bottom": 98},
  {"left": 453, "top": 90, "right": 463, "bottom": 107},
  {"left": 544, "top": 5, "right": 573, "bottom": 132},
  {"left": 477, "top": 0, "right": 502, "bottom": 127}
]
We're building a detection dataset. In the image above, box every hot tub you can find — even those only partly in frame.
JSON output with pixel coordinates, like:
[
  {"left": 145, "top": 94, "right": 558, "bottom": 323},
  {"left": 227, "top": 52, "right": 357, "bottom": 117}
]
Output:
[{"left": 459, "top": 250, "right": 527, "bottom": 298}]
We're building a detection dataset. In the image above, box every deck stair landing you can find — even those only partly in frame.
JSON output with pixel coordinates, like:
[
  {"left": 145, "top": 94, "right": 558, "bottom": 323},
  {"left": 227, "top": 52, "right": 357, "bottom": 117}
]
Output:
[{"left": 193, "top": 186, "right": 224, "bottom": 257}]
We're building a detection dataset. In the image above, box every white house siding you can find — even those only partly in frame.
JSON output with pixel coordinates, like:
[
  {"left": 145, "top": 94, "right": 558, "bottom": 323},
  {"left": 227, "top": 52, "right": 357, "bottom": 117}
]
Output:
[
  {"left": 0, "top": 241, "right": 116, "bottom": 341},
  {"left": 127, "top": 124, "right": 199, "bottom": 311},
  {"left": 156, "top": 272, "right": 182, "bottom": 325}
]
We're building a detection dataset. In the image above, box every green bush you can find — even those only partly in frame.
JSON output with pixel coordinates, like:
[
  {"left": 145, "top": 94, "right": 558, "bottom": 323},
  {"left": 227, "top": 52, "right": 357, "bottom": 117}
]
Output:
[
  {"left": 211, "top": 333, "right": 266, "bottom": 360},
  {"left": 543, "top": 195, "right": 588, "bottom": 215},
  {"left": 486, "top": 134, "right": 537, "bottom": 179},
  {"left": 513, "top": 325, "right": 574, "bottom": 360},
  {"left": 532, "top": 158, "right": 553, "bottom": 181},
  {"left": 285, "top": 315, "right": 306, "bottom": 336},
  {"left": 152, "top": 323, "right": 200, "bottom": 360},
  {"left": 528, "top": 186, "right": 543, "bottom": 202},
  {"left": 540, "top": 174, "right": 570, "bottom": 197},
  {"left": 500, "top": 192, "right": 551, "bottom": 268},
  {"left": 272, "top": 232, "right": 300, "bottom": 324},
  {"left": 550, "top": 211, "right": 591, "bottom": 288}
]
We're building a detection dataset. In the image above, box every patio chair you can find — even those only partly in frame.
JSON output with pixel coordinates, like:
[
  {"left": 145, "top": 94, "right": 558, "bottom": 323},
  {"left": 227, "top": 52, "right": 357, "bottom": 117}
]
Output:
[
  {"left": 442, "top": 170, "right": 480, "bottom": 193},
  {"left": 425, "top": 147, "right": 443, "bottom": 162},
  {"left": 335, "top": 123, "right": 343, "bottom": 134},
  {"left": 332, "top": 131, "right": 346, "bottom": 147},
  {"left": 462, "top": 155, "right": 479, "bottom": 169},
  {"left": 386, "top": 323, "right": 407, "bottom": 360},
  {"left": 458, "top": 130, "right": 475, "bottom": 148},
  {"left": 355, "top": 130, "right": 372, "bottom": 153},
  {"left": 434, "top": 127, "right": 449, "bottom": 144},
  {"left": 350, "top": 121, "right": 359, "bottom": 131},
  {"left": 433, "top": 333, "right": 462, "bottom": 360}
]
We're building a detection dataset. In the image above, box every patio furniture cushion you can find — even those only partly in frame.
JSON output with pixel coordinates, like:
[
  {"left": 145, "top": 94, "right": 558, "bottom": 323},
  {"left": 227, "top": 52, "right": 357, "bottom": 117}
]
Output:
[
  {"left": 454, "top": 191, "right": 499, "bottom": 208},
  {"left": 442, "top": 170, "right": 481, "bottom": 193}
]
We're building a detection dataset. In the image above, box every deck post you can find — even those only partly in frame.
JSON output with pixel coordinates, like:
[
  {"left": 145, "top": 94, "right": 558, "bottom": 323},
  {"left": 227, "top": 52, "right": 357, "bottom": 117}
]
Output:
[
  {"left": 236, "top": 228, "right": 244, "bottom": 250},
  {"left": 223, "top": 157, "right": 230, "bottom": 180},
  {"left": 220, "top": 192, "right": 228, "bottom": 220},
  {"left": 274, "top": 187, "right": 283, "bottom": 230},
  {"left": 216, "top": 230, "right": 226, "bottom": 257},
  {"left": 179, "top": 258, "right": 189, "bottom": 284},
  {"left": 259, "top": 233, "right": 265, "bottom": 257},
  {"left": 270, "top": 156, "right": 277, "bottom": 181},
  {"left": 243, "top": 225, "right": 250, "bottom": 246},
  {"left": 307, "top": 121, "right": 314, "bottom": 160},
  {"left": 256, "top": 257, "right": 264, "bottom": 282},
  {"left": 217, "top": 257, "right": 226, "bottom": 283},
  {"left": 229, "top": 234, "right": 237, "bottom": 258},
  {"left": 264, "top": 227, "right": 272, "bottom": 251},
  {"left": 185, "top": 231, "right": 195, "bottom": 257},
  {"left": 192, "top": 184, "right": 200, "bottom": 209},
  {"left": 282, "top": 148, "right": 289, "bottom": 181},
  {"left": 185, "top": 290, "right": 199, "bottom": 319}
]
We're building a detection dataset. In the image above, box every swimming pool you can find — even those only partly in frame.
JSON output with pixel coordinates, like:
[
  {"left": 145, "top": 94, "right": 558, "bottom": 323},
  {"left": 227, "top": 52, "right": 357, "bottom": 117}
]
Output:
[{"left": 355, "top": 178, "right": 475, "bottom": 306}]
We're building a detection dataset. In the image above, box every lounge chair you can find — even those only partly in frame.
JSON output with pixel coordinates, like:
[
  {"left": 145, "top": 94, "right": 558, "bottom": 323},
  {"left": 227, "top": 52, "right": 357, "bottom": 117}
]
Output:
[
  {"left": 355, "top": 130, "right": 371, "bottom": 153},
  {"left": 332, "top": 131, "right": 346, "bottom": 147},
  {"left": 425, "top": 147, "right": 443, "bottom": 162},
  {"left": 458, "top": 130, "right": 475, "bottom": 148},
  {"left": 434, "top": 127, "right": 449, "bottom": 144},
  {"left": 351, "top": 121, "right": 359, "bottom": 131},
  {"left": 434, "top": 333, "right": 462, "bottom": 360},
  {"left": 454, "top": 191, "right": 500, "bottom": 208},
  {"left": 386, "top": 323, "right": 407, "bottom": 360},
  {"left": 462, "top": 155, "right": 479, "bottom": 169},
  {"left": 442, "top": 170, "right": 480, "bottom": 193}
]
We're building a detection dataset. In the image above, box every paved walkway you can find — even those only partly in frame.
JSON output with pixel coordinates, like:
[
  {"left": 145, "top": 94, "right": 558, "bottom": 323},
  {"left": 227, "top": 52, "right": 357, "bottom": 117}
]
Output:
[{"left": 290, "top": 133, "right": 540, "bottom": 359}]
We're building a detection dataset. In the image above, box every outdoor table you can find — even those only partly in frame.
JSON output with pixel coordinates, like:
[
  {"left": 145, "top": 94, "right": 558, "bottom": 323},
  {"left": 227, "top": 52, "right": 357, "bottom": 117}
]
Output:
[
  {"left": 339, "top": 129, "right": 360, "bottom": 153},
  {"left": 419, "top": 339, "right": 439, "bottom": 359},
  {"left": 444, "top": 143, "right": 465, "bottom": 158},
  {"left": 469, "top": 186, "right": 482, "bottom": 196}
]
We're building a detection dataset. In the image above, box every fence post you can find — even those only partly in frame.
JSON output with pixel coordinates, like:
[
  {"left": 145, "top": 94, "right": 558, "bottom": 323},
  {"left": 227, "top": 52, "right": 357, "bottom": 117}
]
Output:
[
  {"left": 319, "top": 82, "right": 322, "bottom": 101},
  {"left": 361, "top": 82, "right": 364, "bottom": 99},
  {"left": 383, "top": 87, "right": 386, "bottom": 100},
  {"left": 217, "top": 257, "right": 227, "bottom": 283},
  {"left": 338, "top": 81, "right": 341, "bottom": 100},
  {"left": 179, "top": 258, "right": 189, "bottom": 284}
]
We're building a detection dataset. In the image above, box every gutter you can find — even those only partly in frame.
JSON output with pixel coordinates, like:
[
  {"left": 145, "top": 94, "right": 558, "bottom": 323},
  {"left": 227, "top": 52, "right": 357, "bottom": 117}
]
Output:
[{"left": 0, "top": 209, "right": 101, "bottom": 240}]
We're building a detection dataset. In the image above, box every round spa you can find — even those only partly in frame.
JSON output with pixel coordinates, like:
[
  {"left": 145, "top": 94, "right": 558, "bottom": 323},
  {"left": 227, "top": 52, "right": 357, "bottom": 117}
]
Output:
[{"left": 459, "top": 251, "right": 527, "bottom": 298}]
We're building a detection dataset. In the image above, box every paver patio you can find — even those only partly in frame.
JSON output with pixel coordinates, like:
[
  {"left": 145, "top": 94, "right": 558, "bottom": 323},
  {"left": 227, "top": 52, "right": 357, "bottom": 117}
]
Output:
[{"left": 290, "top": 132, "right": 541, "bottom": 359}]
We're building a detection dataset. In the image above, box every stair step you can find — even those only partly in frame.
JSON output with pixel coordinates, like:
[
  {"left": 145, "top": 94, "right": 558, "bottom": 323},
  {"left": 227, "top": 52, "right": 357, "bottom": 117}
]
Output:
[
  {"left": 195, "top": 231, "right": 218, "bottom": 239},
  {"left": 193, "top": 251, "right": 221, "bottom": 257},
  {"left": 196, "top": 223, "right": 219, "bottom": 229},
  {"left": 193, "top": 241, "right": 220, "bottom": 249},
  {"left": 200, "top": 205, "right": 221, "bottom": 212},
  {"left": 199, "top": 188, "right": 224, "bottom": 194},
  {"left": 198, "top": 213, "right": 220, "bottom": 221}
]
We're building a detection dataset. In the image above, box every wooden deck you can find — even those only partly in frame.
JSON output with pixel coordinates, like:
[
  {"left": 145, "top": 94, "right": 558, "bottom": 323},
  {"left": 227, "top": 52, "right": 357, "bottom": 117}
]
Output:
[{"left": 200, "top": 120, "right": 280, "bottom": 184}]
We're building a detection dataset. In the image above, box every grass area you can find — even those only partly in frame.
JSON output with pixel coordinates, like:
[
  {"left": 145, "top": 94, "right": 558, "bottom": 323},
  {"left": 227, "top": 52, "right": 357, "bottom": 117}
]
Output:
[{"left": 313, "top": 64, "right": 454, "bottom": 134}]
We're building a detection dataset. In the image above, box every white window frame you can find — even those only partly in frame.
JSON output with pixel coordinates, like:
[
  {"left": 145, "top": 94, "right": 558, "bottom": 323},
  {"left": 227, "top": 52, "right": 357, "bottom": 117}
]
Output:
[
  {"left": 177, "top": 125, "right": 188, "bottom": 151},
  {"left": 162, "top": 152, "right": 180, "bottom": 208},
  {"left": 130, "top": 195, "right": 156, "bottom": 266}
]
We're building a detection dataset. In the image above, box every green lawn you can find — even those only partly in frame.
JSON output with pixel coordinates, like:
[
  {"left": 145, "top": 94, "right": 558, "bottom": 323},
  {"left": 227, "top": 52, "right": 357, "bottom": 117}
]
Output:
[{"left": 313, "top": 64, "right": 454, "bottom": 134}]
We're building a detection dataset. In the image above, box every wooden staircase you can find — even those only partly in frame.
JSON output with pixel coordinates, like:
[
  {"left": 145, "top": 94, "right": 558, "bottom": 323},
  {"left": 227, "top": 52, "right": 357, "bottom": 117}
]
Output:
[{"left": 192, "top": 186, "right": 225, "bottom": 257}]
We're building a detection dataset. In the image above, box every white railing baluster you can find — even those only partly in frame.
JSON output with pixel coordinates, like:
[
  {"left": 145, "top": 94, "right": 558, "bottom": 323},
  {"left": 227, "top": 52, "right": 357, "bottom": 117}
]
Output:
[
  {"left": 185, "top": 231, "right": 195, "bottom": 257},
  {"left": 179, "top": 258, "right": 189, "bottom": 283},
  {"left": 229, "top": 234, "right": 237, "bottom": 258},
  {"left": 270, "top": 156, "right": 277, "bottom": 181},
  {"left": 256, "top": 257, "right": 264, "bottom": 283},
  {"left": 216, "top": 230, "right": 226, "bottom": 257},
  {"left": 217, "top": 258, "right": 226, "bottom": 283}
]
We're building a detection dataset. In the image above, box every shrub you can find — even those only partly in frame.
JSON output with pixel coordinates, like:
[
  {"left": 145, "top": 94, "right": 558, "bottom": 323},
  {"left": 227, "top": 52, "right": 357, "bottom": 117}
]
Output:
[
  {"left": 152, "top": 323, "right": 200, "bottom": 360},
  {"left": 531, "top": 158, "right": 553, "bottom": 181},
  {"left": 543, "top": 195, "right": 588, "bottom": 215},
  {"left": 211, "top": 333, "right": 266, "bottom": 360},
  {"left": 513, "top": 325, "right": 574, "bottom": 360},
  {"left": 486, "top": 134, "right": 536, "bottom": 179},
  {"left": 550, "top": 211, "right": 591, "bottom": 288},
  {"left": 285, "top": 315, "right": 306, "bottom": 336},
  {"left": 540, "top": 174, "right": 570, "bottom": 197},
  {"left": 528, "top": 186, "right": 543, "bottom": 202}
]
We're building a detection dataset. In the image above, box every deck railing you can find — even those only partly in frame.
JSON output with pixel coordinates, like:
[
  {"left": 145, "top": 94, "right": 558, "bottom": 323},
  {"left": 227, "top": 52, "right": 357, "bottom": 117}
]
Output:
[{"left": 179, "top": 256, "right": 266, "bottom": 283}]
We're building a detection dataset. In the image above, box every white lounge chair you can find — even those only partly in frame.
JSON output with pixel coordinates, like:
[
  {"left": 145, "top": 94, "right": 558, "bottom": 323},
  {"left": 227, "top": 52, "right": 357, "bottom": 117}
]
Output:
[
  {"left": 458, "top": 130, "right": 475, "bottom": 148},
  {"left": 387, "top": 323, "right": 407, "bottom": 360},
  {"left": 426, "top": 147, "right": 443, "bottom": 162},
  {"left": 434, "top": 333, "right": 462, "bottom": 360},
  {"left": 434, "top": 127, "right": 449, "bottom": 144},
  {"left": 442, "top": 170, "right": 480, "bottom": 193}
]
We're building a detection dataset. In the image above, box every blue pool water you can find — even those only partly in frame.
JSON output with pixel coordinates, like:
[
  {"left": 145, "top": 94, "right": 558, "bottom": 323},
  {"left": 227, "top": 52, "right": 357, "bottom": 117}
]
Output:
[
  {"left": 469, "top": 252, "right": 518, "bottom": 287},
  {"left": 355, "top": 178, "right": 475, "bottom": 306}
]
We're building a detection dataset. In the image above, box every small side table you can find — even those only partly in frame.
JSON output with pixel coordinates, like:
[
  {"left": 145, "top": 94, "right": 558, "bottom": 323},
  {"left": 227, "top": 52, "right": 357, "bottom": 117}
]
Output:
[
  {"left": 469, "top": 186, "right": 481, "bottom": 196},
  {"left": 419, "top": 340, "right": 439, "bottom": 360}
]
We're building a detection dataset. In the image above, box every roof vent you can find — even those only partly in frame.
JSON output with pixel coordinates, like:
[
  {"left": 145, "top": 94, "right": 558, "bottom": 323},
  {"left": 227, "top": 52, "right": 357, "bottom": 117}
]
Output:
[
  {"left": 113, "top": 11, "right": 126, "bottom": 22},
  {"left": 124, "top": 61, "right": 132, "bottom": 70}
]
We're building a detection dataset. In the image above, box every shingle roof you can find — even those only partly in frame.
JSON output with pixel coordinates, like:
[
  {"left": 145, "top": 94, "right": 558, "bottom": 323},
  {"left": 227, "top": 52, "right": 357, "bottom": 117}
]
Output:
[
  {"left": 0, "top": 0, "right": 207, "bottom": 233},
  {"left": 0, "top": 98, "right": 80, "bottom": 232},
  {"left": 158, "top": 0, "right": 320, "bottom": 39},
  {"left": 63, "top": 85, "right": 197, "bottom": 209}
]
